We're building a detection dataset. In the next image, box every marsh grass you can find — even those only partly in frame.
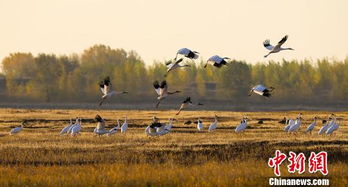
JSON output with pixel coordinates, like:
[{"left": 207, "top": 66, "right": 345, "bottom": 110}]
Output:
[{"left": 0, "top": 109, "right": 347, "bottom": 186}]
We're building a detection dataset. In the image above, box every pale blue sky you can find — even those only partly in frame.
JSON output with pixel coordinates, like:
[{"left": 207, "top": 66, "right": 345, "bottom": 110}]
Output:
[{"left": 0, "top": 0, "right": 347, "bottom": 65}]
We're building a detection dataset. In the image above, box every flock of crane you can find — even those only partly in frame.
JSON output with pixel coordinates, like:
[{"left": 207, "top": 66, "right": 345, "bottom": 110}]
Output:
[
  {"left": 98, "top": 36, "right": 292, "bottom": 109},
  {"left": 281, "top": 113, "right": 339, "bottom": 135},
  {"left": 6, "top": 35, "right": 341, "bottom": 136},
  {"left": 8, "top": 112, "right": 340, "bottom": 136}
]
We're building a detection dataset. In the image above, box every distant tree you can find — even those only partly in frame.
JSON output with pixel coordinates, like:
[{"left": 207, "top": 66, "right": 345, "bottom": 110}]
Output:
[
  {"left": 79, "top": 44, "right": 128, "bottom": 99},
  {"left": 195, "top": 72, "right": 206, "bottom": 97},
  {"left": 30, "top": 54, "right": 61, "bottom": 101},
  {"left": 216, "top": 60, "right": 251, "bottom": 99},
  {"left": 315, "top": 59, "right": 333, "bottom": 99},
  {"left": 2, "top": 45, "right": 348, "bottom": 104},
  {"left": 2, "top": 53, "right": 35, "bottom": 97},
  {"left": 56, "top": 55, "right": 80, "bottom": 100}
]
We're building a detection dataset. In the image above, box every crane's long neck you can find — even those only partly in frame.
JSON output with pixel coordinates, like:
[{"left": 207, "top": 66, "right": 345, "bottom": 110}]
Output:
[
  {"left": 281, "top": 47, "right": 294, "bottom": 51},
  {"left": 109, "top": 91, "right": 117, "bottom": 95},
  {"left": 168, "top": 91, "right": 180, "bottom": 95},
  {"left": 174, "top": 53, "right": 178, "bottom": 60}
]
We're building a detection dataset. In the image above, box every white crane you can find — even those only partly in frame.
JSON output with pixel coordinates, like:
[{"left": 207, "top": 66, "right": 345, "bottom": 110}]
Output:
[
  {"left": 121, "top": 116, "right": 128, "bottom": 133},
  {"left": 235, "top": 117, "right": 248, "bottom": 133},
  {"left": 66, "top": 118, "right": 79, "bottom": 134},
  {"left": 204, "top": 55, "right": 230, "bottom": 68},
  {"left": 208, "top": 115, "right": 218, "bottom": 132},
  {"left": 164, "top": 58, "right": 189, "bottom": 77},
  {"left": 94, "top": 115, "right": 109, "bottom": 136},
  {"left": 263, "top": 35, "right": 294, "bottom": 58},
  {"left": 145, "top": 116, "right": 160, "bottom": 135},
  {"left": 164, "top": 118, "right": 175, "bottom": 131},
  {"left": 305, "top": 117, "right": 318, "bottom": 133},
  {"left": 99, "top": 76, "right": 128, "bottom": 106},
  {"left": 326, "top": 120, "right": 339, "bottom": 135},
  {"left": 71, "top": 118, "right": 82, "bottom": 136},
  {"left": 60, "top": 119, "right": 73, "bottom": 135},
  {"left": 109, "top": 119, "right": 121, "bottom": 135},
  {"left": 249, "top": 84, "right": 275, "bottom": 98},
  {"left": 153, "top": 80, "right": 181, "bottom": 108},
  {"left": 284, "top": 113, "right": 302, "bottom": 132},
  {"left": 284, "top": 118, "right": 295, "bottom": 132},
  {"left": 197, "top": 119, "right": 203, "bottom": 131},
  {"left": 145, "top": 117, "right": 173, "bottom": 136},
  {"left": 174, "top": 48, "right": 199, "bottom": 60},
  {"left": 318, "top": 121, "right": 331, "bottom": 135},
  {"left": 9, "top": 121, "right": 27, "bottom": 135},
  {"left": 145, "top": 124, "right": 171, "bottom": 136},
  {"left": 288, "top": 117, "right": 302, "bottom": 132},
  {"left": 155, "top": 118, "right": 174, "bottom": 134},
  {"left": 175, "top": 97, "right": 203, "bottom": 115},
  {"left": 318, "top": 114, "right": 335, "bottom": 135}
]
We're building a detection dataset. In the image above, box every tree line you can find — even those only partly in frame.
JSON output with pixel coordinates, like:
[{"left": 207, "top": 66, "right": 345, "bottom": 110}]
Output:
[{"left": 1, "top": 44, "right": 348, "bottom": 104}]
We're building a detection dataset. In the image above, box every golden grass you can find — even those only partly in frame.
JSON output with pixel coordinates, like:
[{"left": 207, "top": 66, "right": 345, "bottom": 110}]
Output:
[
  {"left": 0, "top": 162, "right": 347, "bottom": 187},
  {"left": 0, "top": 109, "right": 347, "bottom": 186}
]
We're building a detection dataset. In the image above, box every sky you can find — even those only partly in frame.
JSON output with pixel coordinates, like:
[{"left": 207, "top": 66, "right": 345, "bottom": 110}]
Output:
[{"left": 0, "top": 0, "right": 347, "bottom": 65}]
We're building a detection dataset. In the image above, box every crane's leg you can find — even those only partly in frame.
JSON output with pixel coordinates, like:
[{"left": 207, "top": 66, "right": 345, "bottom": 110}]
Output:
[
  {"left": 99, "top": 97, "right": 106, "bottom": 106},
  {"left": 264, "top": 52, "right": 272, "bottom": 58},
  {"left": 155, "top": 100, "right": 161, "bottom": 108},
  {"left": 176, "top": 108, "right": 183, "bottom": 115}
]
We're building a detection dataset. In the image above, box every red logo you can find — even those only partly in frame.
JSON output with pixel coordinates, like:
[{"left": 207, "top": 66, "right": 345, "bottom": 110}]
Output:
[
  {"left": 308, "top": 151, "right": 328, "bottom": 175},
  {"left": 287, "top": 151, "right": 306, "bottom": 174},
  {"left": 268, "top": 150, "right": 287, "bottom": 176},
  {"left": 268, "top": 150, "right": 328, "bottom": 176}
]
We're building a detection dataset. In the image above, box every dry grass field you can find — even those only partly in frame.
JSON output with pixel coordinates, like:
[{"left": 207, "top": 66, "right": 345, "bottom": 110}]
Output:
[{"left": 0, "top": 108, "right": 347, "bottom": 186}]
